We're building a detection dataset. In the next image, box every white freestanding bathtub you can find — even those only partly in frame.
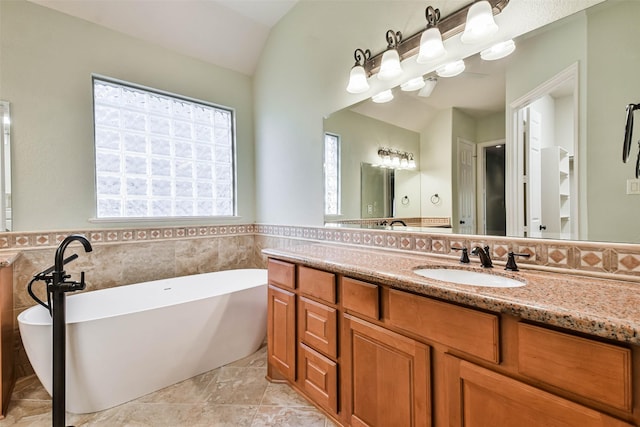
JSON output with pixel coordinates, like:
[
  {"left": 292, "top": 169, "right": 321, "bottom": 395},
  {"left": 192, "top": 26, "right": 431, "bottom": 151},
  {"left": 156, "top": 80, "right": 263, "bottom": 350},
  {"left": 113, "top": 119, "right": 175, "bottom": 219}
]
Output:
[{"left": 17, "top": 268, "right": 268, "bottom": 414}]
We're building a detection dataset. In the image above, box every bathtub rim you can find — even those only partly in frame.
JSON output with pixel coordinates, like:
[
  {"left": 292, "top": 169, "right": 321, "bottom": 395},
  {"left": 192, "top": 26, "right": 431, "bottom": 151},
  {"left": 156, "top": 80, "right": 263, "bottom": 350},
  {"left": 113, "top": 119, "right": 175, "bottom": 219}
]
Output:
[{"left": 18, "top": 268, "right": 267, "bottom": 326}]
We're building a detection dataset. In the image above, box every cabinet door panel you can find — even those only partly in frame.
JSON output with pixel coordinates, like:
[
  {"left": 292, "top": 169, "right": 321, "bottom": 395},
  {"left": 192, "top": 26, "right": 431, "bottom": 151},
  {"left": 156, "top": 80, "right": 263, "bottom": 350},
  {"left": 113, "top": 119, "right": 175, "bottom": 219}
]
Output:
[
  {"left": 341, "top": 277, "right": 379, "bottom": 320},
  {"left": 268, "top": 259, "right": 295, "bottom": 289},
  {"left": 299, "top": 297, "right": 337, "bottom": 358},
  {"left": 299, "top": 343, "right": 338, "bottom": 414},
  {"left": 518, "top": 323, "right": 632, "bottom": 411},
  {"left": 447, "top": 355, "right": 633, "bottom": 427},
  {"left": 267, "top": 285, "right": 296, "bottom": 381},
  {"left": 298, "top": 266, "right": 336, "bottom": 303},
  {"left": 387, "top": 289, "right": 499, "bottom": 363},
  {"left": 344, "top": 314, "right": 430, "bottom": 427}
]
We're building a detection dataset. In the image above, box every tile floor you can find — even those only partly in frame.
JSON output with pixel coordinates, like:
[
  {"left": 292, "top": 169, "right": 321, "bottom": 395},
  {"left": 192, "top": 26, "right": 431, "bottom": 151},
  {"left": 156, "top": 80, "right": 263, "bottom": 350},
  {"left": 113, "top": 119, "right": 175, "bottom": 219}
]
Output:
[{"left": 0, "top": 345, "right": 338, "bottom": 426}]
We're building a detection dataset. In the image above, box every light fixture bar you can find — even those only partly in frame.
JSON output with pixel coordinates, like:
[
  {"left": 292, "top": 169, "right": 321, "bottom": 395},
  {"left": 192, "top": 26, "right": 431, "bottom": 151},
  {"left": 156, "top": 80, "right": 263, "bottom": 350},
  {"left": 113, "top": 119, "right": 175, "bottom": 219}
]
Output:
[{"left": 364, "top": 0, "right": 509, "bottom": 76}]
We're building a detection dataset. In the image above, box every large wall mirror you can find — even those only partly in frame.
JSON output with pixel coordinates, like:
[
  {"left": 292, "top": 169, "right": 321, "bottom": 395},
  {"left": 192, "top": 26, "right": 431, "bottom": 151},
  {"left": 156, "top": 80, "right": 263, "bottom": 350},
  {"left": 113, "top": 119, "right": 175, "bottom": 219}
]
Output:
[{"left": 324, "top": 0, "right": 640, "bottom": 244}]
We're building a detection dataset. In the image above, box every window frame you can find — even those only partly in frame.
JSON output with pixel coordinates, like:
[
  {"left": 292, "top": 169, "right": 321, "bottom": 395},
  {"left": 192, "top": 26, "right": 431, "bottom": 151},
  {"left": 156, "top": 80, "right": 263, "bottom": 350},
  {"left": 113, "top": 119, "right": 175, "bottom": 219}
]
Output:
[{"left": 91, "top": 75, "right": 238, "bottom": 221}]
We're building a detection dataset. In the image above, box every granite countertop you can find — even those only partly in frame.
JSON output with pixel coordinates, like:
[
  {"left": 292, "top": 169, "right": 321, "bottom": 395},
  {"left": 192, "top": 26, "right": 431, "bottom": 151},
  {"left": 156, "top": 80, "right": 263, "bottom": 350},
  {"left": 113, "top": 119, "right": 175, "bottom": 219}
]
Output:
[
  {"left": 263, "top": 244, "right": 640, "bottom": 345},
  {"left": 0, "top": 251, "right": 20, "bottom": 268}
]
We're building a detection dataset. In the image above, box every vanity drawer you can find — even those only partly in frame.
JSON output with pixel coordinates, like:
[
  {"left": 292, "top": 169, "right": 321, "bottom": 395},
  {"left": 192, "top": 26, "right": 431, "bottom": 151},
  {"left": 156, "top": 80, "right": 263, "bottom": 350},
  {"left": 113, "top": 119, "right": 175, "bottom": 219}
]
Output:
[
  {"left": 299, "top": 343, "right": 338, "bottom": 415},
  {"left": 341, "top": 277, "right": 379, "bottom": 320},
  {"left": 268, "top": 259, "right": 296, "bottom": 290},
  {"left": 517, "top": 323, "right": 632, "bottom": 411},
  {"left": 298, "top": 296, "right": 337, "bottom": 358},
  {"left": 298, "top": 266, "right": 336, "bottom": 304},
  {"left": 386, "top": 289, "right": 499, "bottom": 363}
]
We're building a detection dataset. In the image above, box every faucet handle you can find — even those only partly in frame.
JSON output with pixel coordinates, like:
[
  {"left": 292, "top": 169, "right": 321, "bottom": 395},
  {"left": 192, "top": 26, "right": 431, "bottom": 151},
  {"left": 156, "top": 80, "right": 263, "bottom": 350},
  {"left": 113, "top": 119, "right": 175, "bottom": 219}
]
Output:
[
  {"left": 451, "top": 246, "right": 470, "bottom": 264},
  {"left": 505, "top": 252, "right": 531, "bottom": 271}
]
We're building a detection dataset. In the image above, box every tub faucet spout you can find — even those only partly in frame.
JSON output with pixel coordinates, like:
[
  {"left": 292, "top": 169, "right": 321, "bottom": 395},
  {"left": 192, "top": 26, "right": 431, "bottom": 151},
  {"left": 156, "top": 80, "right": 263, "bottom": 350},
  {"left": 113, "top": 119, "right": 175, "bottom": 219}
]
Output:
[{"left": 50, "top": 234, "right": 92, "bottom": 427}]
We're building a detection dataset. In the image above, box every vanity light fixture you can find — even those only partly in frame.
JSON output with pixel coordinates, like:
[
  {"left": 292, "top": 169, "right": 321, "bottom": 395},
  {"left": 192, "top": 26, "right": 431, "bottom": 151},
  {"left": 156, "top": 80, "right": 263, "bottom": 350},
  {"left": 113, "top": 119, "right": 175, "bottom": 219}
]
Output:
[
  {"left": 461, "top": 0, "right": 499, "bottom": 44},
  {"left": 480, "top": 39, "right": 515, "bottom": 60},
  {"left": 401, "top": 76, "right": 426, "bottom": 92},
  {"left": 381, "top": 150, "right": 392, "bottom": 166},
  {"left": 344, "top": 0, "right": 509, "bottom": 92},
  {"left": 436, "top": 59, "right": 466, "bottom": 78},
  {"left": 346, "top": 48, "right": 371, "bottom": 93},
  {"left": 417, "top": 6, "right": 446, "bottom": 63},
  {"left": 377, "top": 148, "right": 417, "bottom": 170},
  {"left": 378, "top": 30, "right": 403, "bottom": 81},
  {"left": 418, "top": 77, "right": 438, "bottom": 97},
  {"left": 372, "top": 89, "right": 394, "bottom": 103},
  {"left": 408, "top": 153, "right": 417, "bottom": 169}
]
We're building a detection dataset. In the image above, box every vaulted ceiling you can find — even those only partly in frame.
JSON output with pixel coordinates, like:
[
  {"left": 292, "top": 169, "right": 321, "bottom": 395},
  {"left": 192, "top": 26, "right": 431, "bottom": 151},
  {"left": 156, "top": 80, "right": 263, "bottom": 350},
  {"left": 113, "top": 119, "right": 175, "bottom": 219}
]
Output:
[{"left": 27, "top": 0, "right": 299, "bottom": 76}]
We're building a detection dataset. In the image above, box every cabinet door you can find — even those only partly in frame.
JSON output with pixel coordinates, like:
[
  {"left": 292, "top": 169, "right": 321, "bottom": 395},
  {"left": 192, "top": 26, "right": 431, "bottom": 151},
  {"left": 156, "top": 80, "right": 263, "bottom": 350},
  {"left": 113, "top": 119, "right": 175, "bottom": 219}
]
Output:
[
  {"left": 299, "top": 343, "right": 338, "bottom": 415},
  {"left": 343, "top": 314, "right": 431, "bottom": 427},
  {"left": 267, "top": 285, "right": 296, "bottom": 381},
  {"left": 444, "top": 355, "right": 633, "bottom": 427},
  {"left": 298, "top": 296, "right": 337, "bottom": 358}
]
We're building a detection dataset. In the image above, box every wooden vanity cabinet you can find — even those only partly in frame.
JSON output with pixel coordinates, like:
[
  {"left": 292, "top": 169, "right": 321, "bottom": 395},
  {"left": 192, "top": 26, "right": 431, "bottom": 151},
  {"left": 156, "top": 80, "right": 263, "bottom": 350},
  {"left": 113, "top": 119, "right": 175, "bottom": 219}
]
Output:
[
  {"left": 444, "top": 355, "right": 633, "bottom": 427},
  {"left": 343, "top": 314, "right": 430, "bottom": 427},
  {"left": 0, "top": 264, "right": 13, "bottom": 418},
  {"left": 266, "top": 258, "right": 639, "bottom": 427},
  {"left": 267, "top": 260, "right": 296, "bottom": 382},
  {"left": 267, "top": 285, "right": 296, "bottom": 381},
  {"left": 296, "top": 265, "right": 340, "bottom": 418}
]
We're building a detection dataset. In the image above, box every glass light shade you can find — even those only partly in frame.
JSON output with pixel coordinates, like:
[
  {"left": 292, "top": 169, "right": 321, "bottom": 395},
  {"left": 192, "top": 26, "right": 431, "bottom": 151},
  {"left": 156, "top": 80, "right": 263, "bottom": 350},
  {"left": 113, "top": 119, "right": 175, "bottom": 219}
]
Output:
[
  {"left": 401, "top": 77, "right": 425, "bottom": 92},
  {"left": 346, "top": 65, "right": 369, "bottom": 93},
  {"left": 378, "top": 49, "right": 403, "bottom": 81},
  {"left": 436, "top": 60, "right": 465, "bottom": 78},
  {"left": 400, "top": 157, "right": 409, "bottom": 168},
  {"left": 408, "top": 157, "right": 417, "bottom": 169},
  {"left": 418, "top": 77, "right": 437, "bottom": 97},
  {"left": 382, "top": 154, "right": 392, "bottom": 165},
  {"left": 461, "top": 1, "right": 498, "bottom": 44},
  {"left": 391, "top": 155, "right": 401, "bottom": 167},
  {"left": 372, "top": 89, "right": 394, "bottom": 103},
  {"left": 417, "top": 27, "right": 446, "bottom": 63},
  {"left": 480, "top": 39, "right": 515, "bottom": 60}
]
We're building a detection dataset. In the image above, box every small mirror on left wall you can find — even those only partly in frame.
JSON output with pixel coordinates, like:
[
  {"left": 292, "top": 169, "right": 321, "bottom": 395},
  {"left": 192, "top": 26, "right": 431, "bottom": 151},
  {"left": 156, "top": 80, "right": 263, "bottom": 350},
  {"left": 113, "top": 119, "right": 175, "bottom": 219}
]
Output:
[{"left": 0, "top": 101, "right": 12, "bottom": 231}]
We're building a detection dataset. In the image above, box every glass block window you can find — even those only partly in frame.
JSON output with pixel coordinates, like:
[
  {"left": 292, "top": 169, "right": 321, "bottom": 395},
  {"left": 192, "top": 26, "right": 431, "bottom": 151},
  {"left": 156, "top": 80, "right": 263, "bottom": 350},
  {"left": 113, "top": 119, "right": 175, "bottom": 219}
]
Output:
[
  {"left": 93, "top": 77, "right": 235, "bottom": 219},
  {"left": 324, "top": 133, "right": 340, "bottom": 216}
]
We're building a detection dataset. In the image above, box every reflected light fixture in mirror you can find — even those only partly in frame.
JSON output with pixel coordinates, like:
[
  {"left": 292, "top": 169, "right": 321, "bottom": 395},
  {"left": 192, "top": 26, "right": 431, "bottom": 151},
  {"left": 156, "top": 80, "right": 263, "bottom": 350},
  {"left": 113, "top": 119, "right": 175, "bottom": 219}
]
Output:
[
  {"left": 377, "top": 148, "right": 417, "bottom": 170},
  {"left": 378, "top": 30, "right": 403, "bottom": 81},
  {"left": 418, "top": 77, "right": 438, "bottom": 97},
  {"left": 401, "top": 77, "right": 426, "bottom": 91},
  {"left": 461, "top": 0, "right": 499, "bottom": 44},
  {"left": 480, "top": 39, "right": 515, "bottom": 60},
  {"left": 346, "top": 48, "right": 371, "bottom": 93},
  {"left": 372, "top": 89, "right": 394, "bottom": 103},
  {"left": 417, "top": 6, "right": 446, "bottom": 63},
  {"left": 436, "top": 59, "right": 466, "bottom": 77}
]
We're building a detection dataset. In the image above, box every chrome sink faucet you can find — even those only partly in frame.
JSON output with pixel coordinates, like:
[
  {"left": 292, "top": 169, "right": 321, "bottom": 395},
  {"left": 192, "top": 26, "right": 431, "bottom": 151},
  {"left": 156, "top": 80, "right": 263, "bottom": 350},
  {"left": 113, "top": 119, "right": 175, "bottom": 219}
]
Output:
[{"left": 471, "top": 245, "right": 493, "bottom": 268}]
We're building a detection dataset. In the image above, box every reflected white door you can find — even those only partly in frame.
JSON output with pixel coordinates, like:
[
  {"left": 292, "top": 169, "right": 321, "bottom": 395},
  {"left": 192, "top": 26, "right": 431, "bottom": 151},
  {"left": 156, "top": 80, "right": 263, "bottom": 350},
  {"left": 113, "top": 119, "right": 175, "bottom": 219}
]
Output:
[
  {"left": 526, "top": 108, "right": 542, "bottom": 237},
  {"left": 458, "top": 139, "right": 476, "bottom": 234}
]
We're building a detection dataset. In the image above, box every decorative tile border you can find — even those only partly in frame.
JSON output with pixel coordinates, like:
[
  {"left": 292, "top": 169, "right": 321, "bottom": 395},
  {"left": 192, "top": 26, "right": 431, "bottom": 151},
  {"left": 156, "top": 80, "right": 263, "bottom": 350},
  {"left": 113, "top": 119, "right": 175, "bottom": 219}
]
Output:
[
  {"left": 257, "top": 224, "right": 640, "bottom": 282},
  {"left": 0, "top": 224, "right": 256, "bottom": 250},
  {"left": 3, "top": 222, "right": 640, "bottom": 281}
]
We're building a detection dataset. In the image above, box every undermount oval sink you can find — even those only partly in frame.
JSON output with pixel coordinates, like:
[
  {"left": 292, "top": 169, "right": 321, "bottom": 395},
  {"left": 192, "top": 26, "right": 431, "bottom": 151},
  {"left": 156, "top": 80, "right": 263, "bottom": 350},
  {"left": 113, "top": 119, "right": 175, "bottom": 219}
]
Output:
[{"left": 414, "top": 268, "right": 525, "bottom": 288}]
